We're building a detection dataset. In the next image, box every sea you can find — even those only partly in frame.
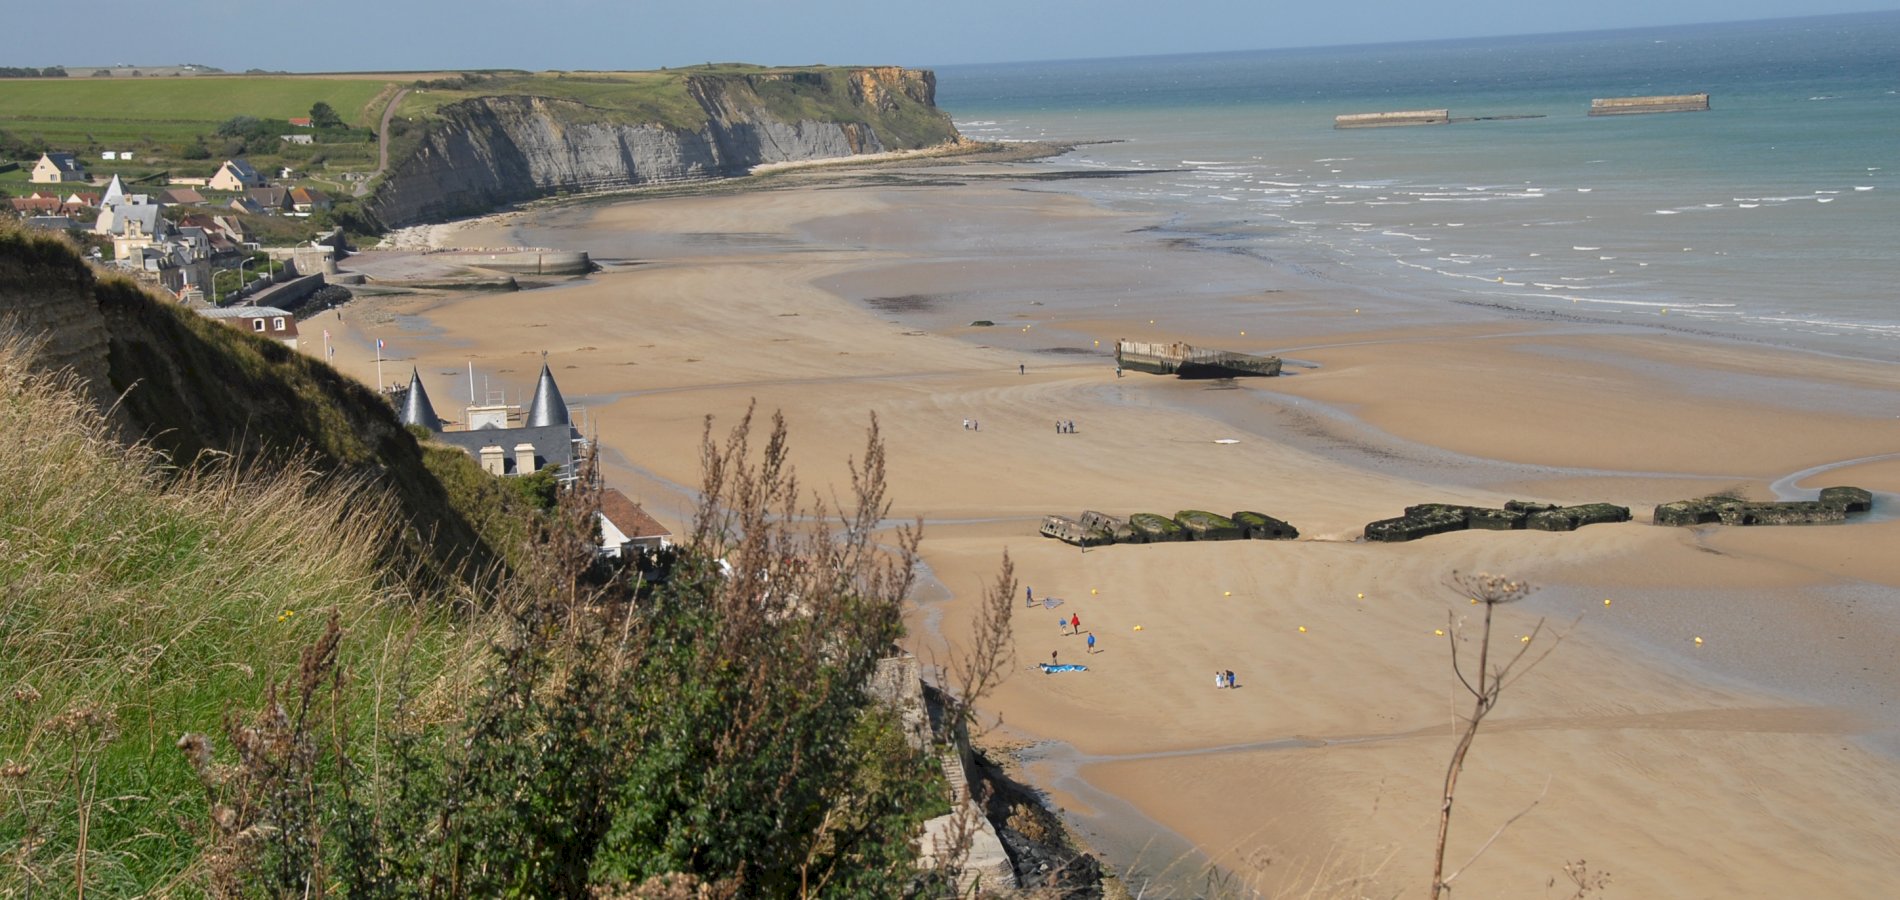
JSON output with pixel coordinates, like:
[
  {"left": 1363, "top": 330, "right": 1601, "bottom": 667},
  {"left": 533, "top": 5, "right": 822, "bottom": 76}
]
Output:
[{"left": 934, "top": 11, "right": 1900, "bottom": 362}]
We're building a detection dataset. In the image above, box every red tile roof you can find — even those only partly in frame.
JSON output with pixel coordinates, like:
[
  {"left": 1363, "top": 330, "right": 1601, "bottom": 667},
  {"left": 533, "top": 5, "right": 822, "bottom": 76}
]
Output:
[{"left": 599, "top": 488, "right": 672, "bottom": 540}]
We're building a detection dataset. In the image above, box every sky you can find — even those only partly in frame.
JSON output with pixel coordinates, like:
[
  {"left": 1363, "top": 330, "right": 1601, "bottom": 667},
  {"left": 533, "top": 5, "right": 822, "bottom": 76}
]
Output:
[{"left": 12, "top": 1, "right": 1899, "bottom": 72}]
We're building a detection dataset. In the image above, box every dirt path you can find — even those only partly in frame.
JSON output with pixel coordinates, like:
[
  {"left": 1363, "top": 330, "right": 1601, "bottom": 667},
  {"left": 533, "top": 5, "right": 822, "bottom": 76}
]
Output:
[{"left": 357, "top": 86, "right": 411, "bottom": 198}]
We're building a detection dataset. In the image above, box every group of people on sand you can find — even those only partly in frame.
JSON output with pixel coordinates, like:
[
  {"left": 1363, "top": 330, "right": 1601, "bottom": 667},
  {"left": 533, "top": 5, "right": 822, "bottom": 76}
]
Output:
[
  {"left": 1054, "top": 419, "right": 1077, "bottom": 433},
  {"left": 1214, "top": 669, "right": 1238, "bottom": 689},
  {"left": 1036, "top": 590, "right": 1098, "bottom": 666},
  {"left": 961, "top": 418, "right": 982, "bottom": 431}
]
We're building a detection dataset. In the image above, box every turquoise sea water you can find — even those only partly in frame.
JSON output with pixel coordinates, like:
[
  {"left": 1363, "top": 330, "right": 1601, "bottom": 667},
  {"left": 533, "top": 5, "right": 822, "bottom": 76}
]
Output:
[{"left": 936, "top": 12, "right": 1900, "bottom": 360}]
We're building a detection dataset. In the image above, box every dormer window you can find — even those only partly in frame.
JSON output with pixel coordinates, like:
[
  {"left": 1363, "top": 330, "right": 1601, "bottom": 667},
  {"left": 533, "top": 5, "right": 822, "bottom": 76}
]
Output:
[
  {"left": 272, "top": 317, "right": 286, "bottom": 331},
  {"left": 252, "top": 319, "right": 266, "bottom": 332}
]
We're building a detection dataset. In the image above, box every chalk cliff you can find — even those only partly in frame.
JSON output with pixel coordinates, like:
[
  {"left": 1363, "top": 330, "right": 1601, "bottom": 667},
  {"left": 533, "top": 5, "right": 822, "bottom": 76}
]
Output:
[{"left": 365, "top": 67, "right": 958, "bottom": 228}]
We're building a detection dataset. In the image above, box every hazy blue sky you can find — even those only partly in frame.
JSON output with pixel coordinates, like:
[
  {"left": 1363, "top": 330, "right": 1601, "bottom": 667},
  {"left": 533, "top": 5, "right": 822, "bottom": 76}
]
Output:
[{"left": 13, "top": 1, "right": 1899, "bottom": 71}]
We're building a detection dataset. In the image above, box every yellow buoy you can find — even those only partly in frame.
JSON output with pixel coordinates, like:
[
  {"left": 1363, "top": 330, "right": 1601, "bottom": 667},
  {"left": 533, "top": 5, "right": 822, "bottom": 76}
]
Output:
[
  {"left": 1356, "top": 592, "right": 1365, "bottom": 600},
  {"left": 1149, "top": 319, "right": 1155, "bottom": 324},
  {"left": 1090, "top": 588, "right": 1098, "bottom": 596},
  {"left": 1223, "top": 591, "right": 1232, "bottom": 597},
  {"left": 1133, "top": 625, "right": 1143, "bottom": 631},
  {"left": 1694, "top": 636, "right": 1703, "bottom": 645},
  {"left": 1520, "top": 635, "right": 1531, "bottom": 643},
  {"left": 1604, "top": 599, "right": 1613, "bottom": 607},
  {"left": 1298, "top": 626, "right": 1307, "bottom": 633},
  {"left": 1434, "top": 629, "right": 1445, "bottom": 636},
  {"left": 1240, "top": 330, "right": 1246, "bottom": 336}
]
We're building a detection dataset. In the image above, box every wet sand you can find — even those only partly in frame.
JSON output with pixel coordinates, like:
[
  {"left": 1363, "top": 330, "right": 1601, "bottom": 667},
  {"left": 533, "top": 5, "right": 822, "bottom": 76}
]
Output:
[{"left": 311, "top": 164, "right": 1900, "bottom": 898}]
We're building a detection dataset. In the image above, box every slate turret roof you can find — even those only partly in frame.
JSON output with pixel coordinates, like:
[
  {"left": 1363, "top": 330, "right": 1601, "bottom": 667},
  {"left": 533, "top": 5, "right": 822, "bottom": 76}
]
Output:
[
  {"left": 399, "top": 367, "right": 443, "bottom": 432},
  {"left": 525, "top": 362, "right": 570, "bottom": 428}
]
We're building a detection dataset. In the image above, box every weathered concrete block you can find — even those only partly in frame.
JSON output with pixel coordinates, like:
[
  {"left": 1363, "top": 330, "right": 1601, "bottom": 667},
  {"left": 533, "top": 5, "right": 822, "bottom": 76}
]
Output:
[
  {"left": 1080, "top": 510, "right": 1135, "bottom": 543},
  {"left": 1176, "top": 509, "right": 1243, "bottom": 541},
  {"left": 1039, "top": 515, "right": 1110, "bottom": 546},
  {"left": 1233, "top": 510, "right": 1299, "bottom": 540},
  {"left": 1820, "top": 486, "right": 1874, "bottom": 513}
]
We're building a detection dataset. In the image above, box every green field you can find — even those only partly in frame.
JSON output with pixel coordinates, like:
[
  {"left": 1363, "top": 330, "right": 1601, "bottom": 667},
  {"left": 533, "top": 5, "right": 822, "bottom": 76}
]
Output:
[{"left": 0, "top": 76, "right": 398, "bottom": 146}]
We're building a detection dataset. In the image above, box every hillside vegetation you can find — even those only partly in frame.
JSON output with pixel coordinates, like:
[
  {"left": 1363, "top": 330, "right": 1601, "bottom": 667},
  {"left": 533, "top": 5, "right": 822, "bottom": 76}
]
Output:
[{"left": 0, "top": 228, "right": 983, "bottom": 897}]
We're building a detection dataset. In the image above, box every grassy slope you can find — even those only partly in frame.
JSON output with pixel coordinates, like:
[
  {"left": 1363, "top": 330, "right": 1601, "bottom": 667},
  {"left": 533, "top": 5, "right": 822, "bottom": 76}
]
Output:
[
  {"left": 0, "top": 76, "right": 394, "bottom": 145},
  {"left": 0, "top": 337, "right": 474, "bottom": 893},
  {"left": 0, "top": 225, "right": 538, "bottom": 891}
]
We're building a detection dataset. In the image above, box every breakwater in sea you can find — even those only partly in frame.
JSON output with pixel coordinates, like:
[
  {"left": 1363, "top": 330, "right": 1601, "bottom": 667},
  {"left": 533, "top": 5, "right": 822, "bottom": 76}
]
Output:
[{"left": 939, "top": 11, "right": 1900, "bottom": 362}]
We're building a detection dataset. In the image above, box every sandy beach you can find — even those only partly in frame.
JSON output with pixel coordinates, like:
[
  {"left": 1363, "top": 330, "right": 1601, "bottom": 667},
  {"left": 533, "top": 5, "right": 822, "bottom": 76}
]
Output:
[{"left": 308, "top": 161, "right": 1900, "bottom": 897}]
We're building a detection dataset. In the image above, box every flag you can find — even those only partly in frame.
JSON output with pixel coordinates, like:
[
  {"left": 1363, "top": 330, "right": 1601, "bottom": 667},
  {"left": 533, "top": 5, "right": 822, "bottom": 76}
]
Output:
[
  {"left": 323, "top": 329, "right": 331, "bottom": 339},
  {"left": 376, "top": 339, "right": 384, "bottom": 351}
]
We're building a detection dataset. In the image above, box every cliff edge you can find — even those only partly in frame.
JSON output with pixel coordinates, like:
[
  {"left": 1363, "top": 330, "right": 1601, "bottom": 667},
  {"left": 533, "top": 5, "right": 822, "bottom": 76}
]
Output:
[{"left": 365, "top": 66, "right": 959, "bottom": 228}]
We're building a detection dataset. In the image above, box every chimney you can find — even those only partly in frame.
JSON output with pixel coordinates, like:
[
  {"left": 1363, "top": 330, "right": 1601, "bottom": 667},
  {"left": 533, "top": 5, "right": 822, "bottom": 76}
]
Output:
[
  {"left": 515, "top": 442, "right": 537, "bottom": 475},
  {"left": 479, "top": 445, "right": 505, "bottom": 476}
]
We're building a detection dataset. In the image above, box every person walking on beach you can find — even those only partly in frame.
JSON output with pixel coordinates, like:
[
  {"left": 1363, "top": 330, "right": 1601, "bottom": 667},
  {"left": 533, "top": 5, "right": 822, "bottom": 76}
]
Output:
[
  {"left": 1226, "top": 670, "right": 1237, "bottom": 689},
  {"left": 1087, "top": 632, "right": 1097, "bottom": 654},
  {"left": 1020, "top": 363, "right": 1026, "bottom": 375},
  {"left": 1215, "top": 670, "right": 1226, "bottom": 689},
  {"left": 1026, "top": 585, "right": 1034, "bottom": 607},
  {"left": 1051, "top": 650, "right": 1059, "bottom": 667},
  {"left": 1070, "top": 612, "right": 1081, "bottom": 635}
]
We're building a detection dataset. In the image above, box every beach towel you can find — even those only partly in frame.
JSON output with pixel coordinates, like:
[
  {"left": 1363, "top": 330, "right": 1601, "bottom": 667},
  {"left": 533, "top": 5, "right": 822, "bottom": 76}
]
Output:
[{"left": 1039, "top": 663, "right": 1088, "bottom": 673}]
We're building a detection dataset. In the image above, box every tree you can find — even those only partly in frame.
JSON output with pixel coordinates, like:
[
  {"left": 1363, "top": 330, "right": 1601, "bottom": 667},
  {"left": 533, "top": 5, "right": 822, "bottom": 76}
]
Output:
[{"left": 308, "top": 101, "right": 343, "bottom": 130}]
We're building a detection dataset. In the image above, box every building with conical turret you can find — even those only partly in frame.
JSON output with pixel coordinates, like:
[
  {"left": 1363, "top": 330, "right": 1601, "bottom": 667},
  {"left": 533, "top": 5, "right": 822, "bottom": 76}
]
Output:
[
  {"left": 403, "top": 359, "right": 584, "bottom": 479},
  {"left": 397, "top": 367, "right": 442, "bottom": 432}
]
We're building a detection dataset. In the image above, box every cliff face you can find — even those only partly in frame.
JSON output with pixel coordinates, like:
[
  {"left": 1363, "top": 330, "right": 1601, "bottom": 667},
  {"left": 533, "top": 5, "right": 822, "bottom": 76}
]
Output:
[{"left": 366, "top": 67, "right": 957, "bottom": 228}]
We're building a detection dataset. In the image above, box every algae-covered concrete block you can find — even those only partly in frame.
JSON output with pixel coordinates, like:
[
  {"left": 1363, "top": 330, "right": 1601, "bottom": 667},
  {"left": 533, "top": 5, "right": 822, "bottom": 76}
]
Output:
[
  {"left": 1364, "top": 508, "right": 1467, "bottom": 542},
  {"left": 1466, "top": 507, "right": 1527, "bottom": 530},
  {"left": 1129, "top": 512, "right": 1187, "bottom": 542},
  {"left": 1233, "top": 510, "right": 1299, "bottom": 540},
  {"left": 1176, "top": 510, "right": 1243, "bottom": 541},
  {"left": 1653, "top": 499, "right": 1720, "bottom": 527}
]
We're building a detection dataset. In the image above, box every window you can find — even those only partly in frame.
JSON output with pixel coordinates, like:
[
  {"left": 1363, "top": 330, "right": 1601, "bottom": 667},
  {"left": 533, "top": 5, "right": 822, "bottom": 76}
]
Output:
[
  {"left": 272, "top": 317, "right": 286, "bottom": 331},
  {"left": 251, "top": 319, "right": 266, "bottom": 332}
]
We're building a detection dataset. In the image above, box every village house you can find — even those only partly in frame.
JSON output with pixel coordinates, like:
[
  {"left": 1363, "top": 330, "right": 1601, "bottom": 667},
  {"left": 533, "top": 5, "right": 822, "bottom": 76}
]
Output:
[
  {"left": 280, "top": 133, "right": 314, "bottom": 145},
  {"left": 174, "top": 213, "right": 247, "bottom": 255},
  {"left": 287, "top": 116, "right": 313, "bottom": 128},
  {"left": 198, "top": 306, "right": 299, "bottom": 350},
  {"left": 289, "top": 187, "right": 332, "bottom": 214},
  {"left": 158, "top": 187, "right": 206, "bottom": 205},
  {"left": 597, "top": 488, "right": 673, "bottom": 558},
  {"left": 207, "top": 158, "right": 265, "bottom": 192},
  {"left": 397, "top": 362, "right": 585, "bottom": 480},
  {"left": 246, "top": 186, "right": 292, "bottom": 213},
  {"left": 30, "top": 152, "right": 89, "bottom": 184}
]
